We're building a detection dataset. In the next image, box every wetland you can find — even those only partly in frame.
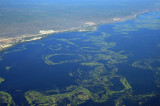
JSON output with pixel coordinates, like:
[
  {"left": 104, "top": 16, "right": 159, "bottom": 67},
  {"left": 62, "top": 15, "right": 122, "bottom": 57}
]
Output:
[{"left": 0, "top": 11, "right": 160, "bottom": 106}]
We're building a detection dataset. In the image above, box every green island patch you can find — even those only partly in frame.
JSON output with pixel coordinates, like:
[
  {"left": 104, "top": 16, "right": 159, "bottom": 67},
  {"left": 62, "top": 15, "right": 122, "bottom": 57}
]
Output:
[
  {"left": 42, "top": 54, "right": 86, "bottom": 65},
  {"left": 25, "top": 87, "right": 91, "bottom": 106},
  {"left": 5, "top": 66, "right": 12, "bottom": 71},
  {"left": 0, "top": 91, "right": 15, "bottom": 106},
  {"left": 0, "top": 77, "right": 5, "bottom": 84}
]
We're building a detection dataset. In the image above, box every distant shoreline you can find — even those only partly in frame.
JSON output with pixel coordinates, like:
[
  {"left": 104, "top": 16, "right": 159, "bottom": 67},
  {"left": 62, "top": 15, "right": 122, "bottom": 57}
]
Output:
[{"left": 0, "top": 9, "right": 159, "bottom": 53}]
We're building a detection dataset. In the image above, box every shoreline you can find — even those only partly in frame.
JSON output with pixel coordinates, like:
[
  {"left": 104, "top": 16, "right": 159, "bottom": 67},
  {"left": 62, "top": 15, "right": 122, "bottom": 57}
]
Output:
[{"left": 0, "top": 9, "right": 159, "bottom": 53}]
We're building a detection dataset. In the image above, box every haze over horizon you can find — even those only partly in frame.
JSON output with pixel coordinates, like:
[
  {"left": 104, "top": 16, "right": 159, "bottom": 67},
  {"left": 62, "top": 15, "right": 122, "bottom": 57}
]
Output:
[{"left": 0, "top": 0, "right": 160, "bottom": 38}]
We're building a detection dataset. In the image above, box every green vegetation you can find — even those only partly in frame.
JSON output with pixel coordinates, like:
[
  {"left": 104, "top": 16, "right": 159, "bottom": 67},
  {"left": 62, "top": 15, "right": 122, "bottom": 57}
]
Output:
[
  {"left": 42, "top": 54, "right": 85, "bottom": 65},
  {"left": 132, "top": 58, "right": 160, "bottom": 71},
  {"left": 0, "top": 91, "right": 15, "bottom": 106},
  {"left": 132, "top": 59, "right": 153, "bottom": 70},
  {"left": 5, "top": 66, "right": 11, "bottom": 71},
  {"left": 81, "top": 62, "right": 101, "bottom": 67},
  {"left": 2, "top": 11, "right": 160, "bottom": 105},
  {"left": 3, "top": 45, "right": 26, "bottom": 54},
  {"left": 69, "top": 73, "right": 73, "bottom": 77},
  {"left": 115, "top": 93, "right": 156, "bottom": 106},
  {"left": 28, "top": 31, "right": 135, "bottom": 105},
  {"left": 48, "top": 44, "right": 62, "bottom": 51},
  {"left": 120, "top": 78, "right": 132, "bottom": 89},
  {"left": 0, "top": 77, "right": 5, "bottom": 84},
  {"left": 25, "top": 87, "right": 90, "bottom": 106},
  {"left": 132, "top": 58, "right": 160, "bottom": 88},
  {"left": 113, "top": 12, "right": 160, "bottom": 34},
  {"left": 29, "top": 29, "right": 160, "bottom": 106}
]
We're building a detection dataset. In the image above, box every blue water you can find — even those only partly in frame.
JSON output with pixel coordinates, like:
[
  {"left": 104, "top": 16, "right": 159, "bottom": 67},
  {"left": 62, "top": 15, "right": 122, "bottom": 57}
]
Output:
[{"left": 0, "top": 11, "right": 160, "bottom": 105}]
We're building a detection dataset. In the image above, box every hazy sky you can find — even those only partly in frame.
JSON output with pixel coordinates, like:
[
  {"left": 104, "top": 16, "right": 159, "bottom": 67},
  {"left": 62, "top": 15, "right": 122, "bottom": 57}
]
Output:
[{"left": 0, "top": 0, "right": 160, "bottom": 37}]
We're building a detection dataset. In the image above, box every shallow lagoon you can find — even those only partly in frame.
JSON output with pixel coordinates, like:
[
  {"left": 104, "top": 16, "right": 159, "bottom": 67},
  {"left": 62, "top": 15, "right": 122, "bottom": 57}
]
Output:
[{"left": 0, "top": 11, "right": 160, "bottom": 105}]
